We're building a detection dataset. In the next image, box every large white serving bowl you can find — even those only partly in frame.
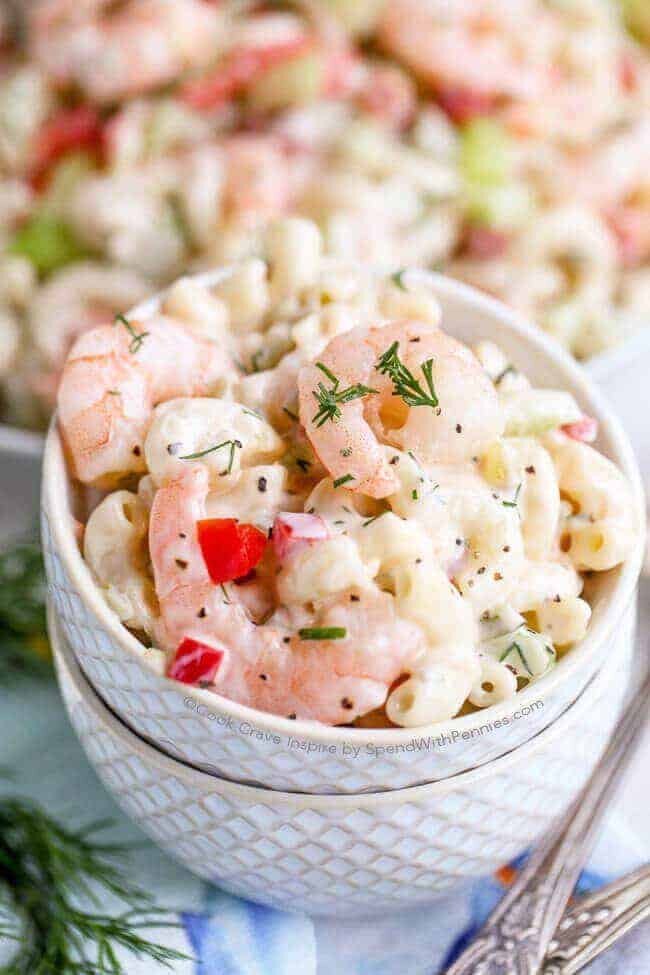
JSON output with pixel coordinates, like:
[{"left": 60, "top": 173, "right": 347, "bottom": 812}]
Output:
[
  {"left": 42, "top": 268, "right": 645, "bottom": 794},
  {"left": 51, "top": 603, "right": 633, "bottom": 918}
]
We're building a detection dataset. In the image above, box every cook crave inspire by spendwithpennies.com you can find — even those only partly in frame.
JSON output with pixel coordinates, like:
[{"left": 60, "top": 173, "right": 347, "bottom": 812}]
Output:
[{"left": 182, "top": 694, "right": 544, "bottom": 758}]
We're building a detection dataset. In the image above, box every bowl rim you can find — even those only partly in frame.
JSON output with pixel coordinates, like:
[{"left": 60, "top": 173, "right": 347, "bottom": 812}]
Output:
[
  {"left": 43, "top": 269, "right": 646, "bottom": 747},
  {"left": 50, "top": 601, "right": 628, "bottom": 807}
]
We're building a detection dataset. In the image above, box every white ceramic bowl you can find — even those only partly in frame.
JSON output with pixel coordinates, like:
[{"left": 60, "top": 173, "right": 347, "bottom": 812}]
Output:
[
  {"left": 51, "top": 603, "right": 634, "bottom": 918},
  {"left": 42, "top": 270, "right": 645, "bottom": 794}
]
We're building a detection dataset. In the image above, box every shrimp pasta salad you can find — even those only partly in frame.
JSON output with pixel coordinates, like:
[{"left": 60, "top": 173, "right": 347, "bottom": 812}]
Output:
[
  {"left": 58, "top": 218, "right": 637, "bottom": 728},
  {"left": 1, "top": 0, "right": 650, "bottom": 430}
]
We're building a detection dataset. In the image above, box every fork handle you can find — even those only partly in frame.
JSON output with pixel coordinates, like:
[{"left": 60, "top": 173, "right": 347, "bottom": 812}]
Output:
[
  {"left": 444, "top": 666, "right": 650, "bottom": 975},
  {"left": 542, "top": 863, "right": 650, "bottom": 974}
]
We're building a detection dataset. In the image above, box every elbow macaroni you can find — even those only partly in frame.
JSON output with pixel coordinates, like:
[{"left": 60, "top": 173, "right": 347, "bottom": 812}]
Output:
[{"left": 73, "top": 218, "right": 638, "bottom": 727}]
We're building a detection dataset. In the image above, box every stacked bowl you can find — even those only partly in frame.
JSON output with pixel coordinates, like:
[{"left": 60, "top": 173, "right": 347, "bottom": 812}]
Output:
[{"left": 43, "top": 272, "right": 645, "bottom": 916}]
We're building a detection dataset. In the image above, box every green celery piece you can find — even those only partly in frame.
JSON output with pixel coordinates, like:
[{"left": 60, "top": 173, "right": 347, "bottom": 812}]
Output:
[{"left": 9, "top": 214, "right": 90, "bottom": 276}]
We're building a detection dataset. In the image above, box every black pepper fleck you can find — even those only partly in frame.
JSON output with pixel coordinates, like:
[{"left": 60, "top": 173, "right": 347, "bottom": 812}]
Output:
[
  {"left": 341, "top": 697, "right": 354, "bottom": 710},
  {"left": 132, "top": 445, "right": 141, "bottom": 456},
  {"left": 259, "top": 674, "right": 268, "bottom": 681},
  {"left": 175, "top": 559, "right": 188, "bottom": 569},
  {"left": 257, "top": 476, "right": 267, "bottom": 493},
  {"left": 197, "top": 607, "right": 207, "bottom": 618},
  {"left": 456, "top": 423, "right": 462, "bottom": 434},
  {"left": 350, "top": 594, "right": 360, "bottom": 602},
  {"left": 526, "top": 465, "right": 536, "bottom": 474},
  {"left": 389, "top": 455, "right": 400, "bottom": 465}
]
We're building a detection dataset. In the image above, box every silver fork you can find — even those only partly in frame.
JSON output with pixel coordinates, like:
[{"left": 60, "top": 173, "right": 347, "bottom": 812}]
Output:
[
  {"left": 444, "top": 660, "right": 650, "bottom": 975},
  {"left": 542, "top": 862, "right": 650, "bottom": 974}
]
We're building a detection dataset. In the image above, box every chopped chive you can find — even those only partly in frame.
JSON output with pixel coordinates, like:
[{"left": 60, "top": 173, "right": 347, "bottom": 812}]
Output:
[
  {"left": 220, "top": 583, "right": 231, "bottom": 604},
  {"left": 298, "top": 627, "right": 347, "bottom": 641},
  {"left": 333, "top": 474, "right": 355, "bottom": 489},
  {"left": 283, "top": 406, "right": 299, "bottom": 422},
  {"left": 411, "top": 489, "right": 419, "bottom": 501},
  {"left": 242, "top": 408, "right": 263, "bottom": 419},
  {"left": 362, "top": 515, "right": 380, "bottom": 527},
  {"left": 295, "top": 457, "right": 312, "bottom": 473}
]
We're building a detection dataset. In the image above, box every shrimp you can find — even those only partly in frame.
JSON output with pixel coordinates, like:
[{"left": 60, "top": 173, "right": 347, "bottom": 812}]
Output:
[
  {"left": 297, "top": 320, "right": 503, "bottom": 498},
  {"left": 28, "top": 263, "right": 150, "bottom": 371},
  {"left": 377, "top": 0, "right": 546, "bottom": 103},
  {"left": 58, "top": 314, "right": 232, "bottom": 487},
  {"left": 29, "top": 0, "right": 221, "bottom": 103},
  {"left": 149, "top": 464, "right": 428, "bottom": 725}
]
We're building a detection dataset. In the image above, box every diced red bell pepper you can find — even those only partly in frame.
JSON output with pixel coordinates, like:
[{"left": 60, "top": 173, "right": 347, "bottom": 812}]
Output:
[
  {"left": 465, "top": 225, "right": 510, "bottom": 259},
  {"left": 30, "top": 106, "right": 103, "bottom": 189},
  {"left": 180, "top": 37, "right": 312, "bottom": 110},
  {"left": 437, "top": 86, "right": 496, "bottom": 124},
  {"left": 197, "top": 518, "right": 267, "bottom": 584},
  {"left": 168, "top": 637, "right": 224, "bottom": 685},
  {"left": 562, "top": 415, "right": 598, "bottom": 443},
  {"left": 272, "top": 512, "right": 329, "bottom": 561}
]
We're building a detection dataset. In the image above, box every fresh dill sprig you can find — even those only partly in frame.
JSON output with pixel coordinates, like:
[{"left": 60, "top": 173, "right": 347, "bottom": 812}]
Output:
[
  {"left": 0, "top": 543, "right": 50, "bottom": 681},
  {"left": 311, "top": 362, "right": 377, "bottom": 428},
  {"left": 391, "top": 268, "right": 408, "bottom": 291},
  {"left": 114, "top": 314, "right": 149, "bottom": 355},
  {"left": 375, "top": 341, "right": 438, "bottom": 409},
  {"left": 494, "top": 364, "right": 517, "bottom": 386},
  {"left": 0, "top": 801, "right": 189, "bottom": 974},
  {"left": 180, "top": 439, "right": 242, "bottom": 475},
  {"left": 499, "top": 641, "right": 533, "bottom": 676}
]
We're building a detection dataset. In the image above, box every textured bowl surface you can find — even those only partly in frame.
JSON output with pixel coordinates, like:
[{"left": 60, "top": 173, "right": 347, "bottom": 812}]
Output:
[
  {"left": 43, "top": 270, "right": 645, "bottom": 794},
  {"left": 51, "top": 605, "right": 633, "bottom": 917}
]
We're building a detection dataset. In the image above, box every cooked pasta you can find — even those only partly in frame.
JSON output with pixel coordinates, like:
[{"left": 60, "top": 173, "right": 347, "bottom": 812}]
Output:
[
  {"left": 1, "top": 0, "right": 649, "bottom": 430},
  {"left": 59, "top": 218, "right": 638, "bottom": 728}
]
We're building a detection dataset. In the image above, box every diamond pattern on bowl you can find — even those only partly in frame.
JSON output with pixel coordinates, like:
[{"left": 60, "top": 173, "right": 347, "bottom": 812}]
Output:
[
  {"left": 42, "top": 505, "right": 635, "bottom": 796},
  {"left": 52, "top": 611, "right": 632, "bottom": 917}
]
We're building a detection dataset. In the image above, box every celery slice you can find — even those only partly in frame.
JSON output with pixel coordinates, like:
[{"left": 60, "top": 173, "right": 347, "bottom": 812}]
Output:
[
  {"left": 9, "top": 215, "right": 90, "bottom": 277},
  {"left": 247, "top": 53, "right": 325, "bottom": 113},
  {"left": 500, "top": 389, "right": 582, "bottom": 436}
]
